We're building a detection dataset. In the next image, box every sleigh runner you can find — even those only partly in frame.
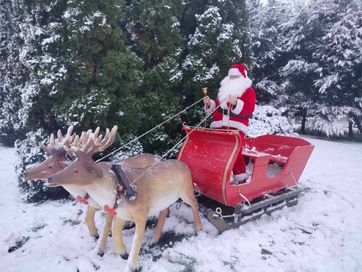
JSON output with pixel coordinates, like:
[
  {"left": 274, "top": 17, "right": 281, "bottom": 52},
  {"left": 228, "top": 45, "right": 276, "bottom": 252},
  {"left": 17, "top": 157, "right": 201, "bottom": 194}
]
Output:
[{"left": 177, "top": 125, "right": 314, "bottom": 232}]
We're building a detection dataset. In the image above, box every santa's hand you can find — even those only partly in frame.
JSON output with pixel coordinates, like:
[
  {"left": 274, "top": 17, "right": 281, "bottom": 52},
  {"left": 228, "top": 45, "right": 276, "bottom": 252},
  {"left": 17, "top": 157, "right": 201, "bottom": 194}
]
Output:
[
  {"left": 228, "top": 96, "right": 237, "bottom": 106},
  {"left": 203, "top": 96, "right": 211, "bottom": 107}
]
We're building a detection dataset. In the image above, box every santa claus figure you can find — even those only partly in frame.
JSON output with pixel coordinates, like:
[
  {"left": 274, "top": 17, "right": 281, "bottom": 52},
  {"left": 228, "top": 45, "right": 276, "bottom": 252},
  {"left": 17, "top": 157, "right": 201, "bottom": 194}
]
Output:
[{"left": 203, "top": 64, "right": 256, "bottom": 183}]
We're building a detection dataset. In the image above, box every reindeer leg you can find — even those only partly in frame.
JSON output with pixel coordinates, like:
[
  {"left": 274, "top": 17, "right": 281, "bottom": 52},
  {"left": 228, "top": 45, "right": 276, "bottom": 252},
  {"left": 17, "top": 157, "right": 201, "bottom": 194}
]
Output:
[
  {"left": 151, "top": 208, "right": 170, "bottom": 244},
  {"left": 85, "top": 206, "right": 99, "bottom": 239},
  {"left": 112, "top": 217, "right": 128, "bottom": 260},
  {"left": 181, "top": 193, "right": 202, "bottom": 233},
  {"left": 125, "top": 216, "right": 147, "bottom": 272},
  {"left": 96, "top": 212, "right": 113, "bottom": 256}
]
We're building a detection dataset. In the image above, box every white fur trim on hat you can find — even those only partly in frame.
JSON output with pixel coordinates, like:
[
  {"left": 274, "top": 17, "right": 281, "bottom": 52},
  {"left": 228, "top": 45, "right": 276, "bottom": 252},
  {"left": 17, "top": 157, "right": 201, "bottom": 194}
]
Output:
[{"left": 228, "top": 68, "right": 242, "bottom": 77}]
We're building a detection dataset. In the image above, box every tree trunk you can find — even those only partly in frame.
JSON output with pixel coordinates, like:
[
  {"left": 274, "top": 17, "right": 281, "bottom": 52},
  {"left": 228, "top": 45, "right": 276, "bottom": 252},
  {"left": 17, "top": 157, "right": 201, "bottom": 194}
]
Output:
[
  {"left": 348, "top": 120, "right": 353, "bottom": 138},
  {"left": 351, "top": 114, "right": 362, "bottom": 133},
  {"left": 300, "top": 109, "right": 307, "bottom": 134}
]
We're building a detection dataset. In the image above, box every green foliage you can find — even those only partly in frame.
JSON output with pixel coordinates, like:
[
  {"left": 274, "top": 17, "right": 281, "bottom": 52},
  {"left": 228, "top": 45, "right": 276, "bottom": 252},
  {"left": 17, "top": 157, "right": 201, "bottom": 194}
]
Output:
[
  {"left": 1, "top": 0, "right": 251, "bottom": 202},
  {"left": 181, "top": 1, "right": 251, "bottom": 98},
  {"left": 247, "top": 0, "right": 362, "bottom": 136}
]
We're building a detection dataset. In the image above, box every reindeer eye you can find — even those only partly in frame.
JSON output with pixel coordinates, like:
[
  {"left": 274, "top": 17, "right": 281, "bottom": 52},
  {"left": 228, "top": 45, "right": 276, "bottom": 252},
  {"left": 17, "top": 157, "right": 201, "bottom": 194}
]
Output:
[
  {"left": 75, "top": 170, "right": 79, "bottom": 174},
  {"left": 48, "top": 166, "right": 52, "bottom": 169},
  {"left": 66, "top": 153, "right": 76, "bottom": 161}
]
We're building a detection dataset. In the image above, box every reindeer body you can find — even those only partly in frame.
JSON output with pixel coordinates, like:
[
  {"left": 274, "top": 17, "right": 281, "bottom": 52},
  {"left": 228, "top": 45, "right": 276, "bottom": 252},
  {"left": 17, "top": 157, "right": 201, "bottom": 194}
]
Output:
[
  {"left": 84, "top": 160, "right": 194, "bottom": 218},
  {"left": 47, "top": 126, "right": 201, "bottom": 271},
  {"left": 25, "top": 127, "right": 159, "bottom": 243},
  {"left": 49, "top": 159, "right": 201, "bottom": 271}
]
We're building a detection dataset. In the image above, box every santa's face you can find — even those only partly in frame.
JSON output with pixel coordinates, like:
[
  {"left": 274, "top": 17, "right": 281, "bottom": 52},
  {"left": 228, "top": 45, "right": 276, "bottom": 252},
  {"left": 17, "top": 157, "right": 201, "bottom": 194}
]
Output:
[
  {"left": 229, "top": 75, "right": 240, "bottom": 80},
  {"left": 218, "top": 75, "right": 252, "bottom": 103}
]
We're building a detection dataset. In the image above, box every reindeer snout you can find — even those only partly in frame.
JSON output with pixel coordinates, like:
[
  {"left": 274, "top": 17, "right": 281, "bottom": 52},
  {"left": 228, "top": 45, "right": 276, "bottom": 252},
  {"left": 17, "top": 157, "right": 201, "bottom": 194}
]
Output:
[
  {"left": 47, "top": 176, "right": 55, "bottom": 186},
  {"left": 24, "top": 170, "right": 36, "bottom": 182}
]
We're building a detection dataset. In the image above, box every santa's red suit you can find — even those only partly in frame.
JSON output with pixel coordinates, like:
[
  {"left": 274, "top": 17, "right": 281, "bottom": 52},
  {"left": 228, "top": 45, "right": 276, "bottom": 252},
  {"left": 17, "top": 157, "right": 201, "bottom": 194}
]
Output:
[{"left": 205, "top": 64, "right": 256, "bottom": 181}]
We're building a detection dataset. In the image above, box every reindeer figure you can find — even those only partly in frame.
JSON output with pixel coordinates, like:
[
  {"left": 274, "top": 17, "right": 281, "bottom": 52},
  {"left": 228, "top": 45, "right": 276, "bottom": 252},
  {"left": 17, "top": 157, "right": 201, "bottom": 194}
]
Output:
[
  {"left": 25, "top": 126, "right": 160, "bottom": 256},
  {"left": 48, "top": 126, "right": 202, "bottom": 272}
]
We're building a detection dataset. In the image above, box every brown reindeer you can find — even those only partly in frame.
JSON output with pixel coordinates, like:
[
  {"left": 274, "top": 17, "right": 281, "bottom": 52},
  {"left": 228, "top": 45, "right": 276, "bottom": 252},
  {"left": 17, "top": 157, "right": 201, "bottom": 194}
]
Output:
[
  {"left": 25, "top": 126, "right": 160, "bottom": 256},
  {"left": 48, "top": 127, "right": 202, "bottom": 272}
]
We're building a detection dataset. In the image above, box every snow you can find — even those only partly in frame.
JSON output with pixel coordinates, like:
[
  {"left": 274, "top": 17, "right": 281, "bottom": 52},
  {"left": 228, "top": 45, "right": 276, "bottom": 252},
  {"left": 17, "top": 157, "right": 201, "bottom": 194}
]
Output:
[{"left": 1, "top": 137, "right": 362, "bottom": 271}]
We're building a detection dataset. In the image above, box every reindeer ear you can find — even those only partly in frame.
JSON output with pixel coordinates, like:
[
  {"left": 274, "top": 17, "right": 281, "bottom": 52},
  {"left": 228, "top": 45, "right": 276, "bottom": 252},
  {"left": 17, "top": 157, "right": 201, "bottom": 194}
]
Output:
[{"left": 41, "top": 144, "right": 51, "bottom": 156}]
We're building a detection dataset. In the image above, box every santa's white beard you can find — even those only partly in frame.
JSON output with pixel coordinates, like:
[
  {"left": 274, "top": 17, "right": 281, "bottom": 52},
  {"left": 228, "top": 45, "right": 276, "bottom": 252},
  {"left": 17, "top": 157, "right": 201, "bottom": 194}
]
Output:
[{"left": 218, "top": 76, "right": 252, "bottom": 103}]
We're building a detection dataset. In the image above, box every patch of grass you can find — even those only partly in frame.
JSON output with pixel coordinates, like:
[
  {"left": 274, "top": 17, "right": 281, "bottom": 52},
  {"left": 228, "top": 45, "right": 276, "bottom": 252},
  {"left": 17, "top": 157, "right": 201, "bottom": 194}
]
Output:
[
  {"left": 141, "top": 230, "right": 193, "bottom": 261},
  {"left": 8, "top": 236, "right": 30, "bottom": 253},
  {"left": 29, "top": 223, "right": 47, "bottom": 232}
]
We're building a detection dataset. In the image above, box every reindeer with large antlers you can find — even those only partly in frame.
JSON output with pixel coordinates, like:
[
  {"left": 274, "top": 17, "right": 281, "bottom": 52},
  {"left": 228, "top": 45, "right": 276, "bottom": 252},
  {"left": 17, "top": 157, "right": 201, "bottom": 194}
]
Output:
[
  {"left": 25, "top": 126, "right": 160, "bottom": 256},
  {"left": 48, "top": 126, "right": 202, "bottom": 272}
]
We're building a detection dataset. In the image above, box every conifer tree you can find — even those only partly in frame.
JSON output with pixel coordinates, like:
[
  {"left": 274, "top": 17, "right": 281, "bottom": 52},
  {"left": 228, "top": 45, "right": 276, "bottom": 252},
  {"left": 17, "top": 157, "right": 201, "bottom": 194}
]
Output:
[
  {"left": 247, "top": 0, "right": 290, "bottom": 103},
  {"left": 122, "top": 0, "right": 184, "bottom": 153},
  {"left": 313, "top": 0, "right": 362, "bottom": 134},
  {"left": 181, "top": 0, "right": 251, "bottom": 98},
  {"left": 0, "top": 0, "right": 27, "bottom": 145},
  {"left": 1, "top": 0, "right": 253, "bottom": 201},
  {"left": 14, "top": 0, "right": 144, "bottom": 201}
]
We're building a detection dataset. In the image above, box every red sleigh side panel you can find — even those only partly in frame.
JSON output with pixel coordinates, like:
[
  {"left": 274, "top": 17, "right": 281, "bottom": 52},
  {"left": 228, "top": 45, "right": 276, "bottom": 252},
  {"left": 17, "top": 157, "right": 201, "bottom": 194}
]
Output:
[{"left": 177, "top": 126, "right": 242, "bottom": 205}]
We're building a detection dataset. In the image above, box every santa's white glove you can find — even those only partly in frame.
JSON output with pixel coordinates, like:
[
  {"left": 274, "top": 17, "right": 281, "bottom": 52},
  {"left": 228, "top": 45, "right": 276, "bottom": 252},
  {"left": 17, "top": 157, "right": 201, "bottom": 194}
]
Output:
[
  {"left": 228, "top": 96, "right": 237, "bottom": 106},
  {"left": 203, "top": 95, "right": 211, "bottom": 107}
]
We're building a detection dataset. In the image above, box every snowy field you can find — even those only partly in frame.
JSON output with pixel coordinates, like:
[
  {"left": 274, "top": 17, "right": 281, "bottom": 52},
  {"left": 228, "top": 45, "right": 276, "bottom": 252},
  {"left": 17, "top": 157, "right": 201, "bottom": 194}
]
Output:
[{"left": 1, "top": 137, "right": 362, "bottom": 272}]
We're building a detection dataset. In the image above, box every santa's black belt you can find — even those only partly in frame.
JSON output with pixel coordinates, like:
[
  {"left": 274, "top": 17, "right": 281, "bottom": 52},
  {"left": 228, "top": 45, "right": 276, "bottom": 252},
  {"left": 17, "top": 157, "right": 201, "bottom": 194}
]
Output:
[{"left": 218, "top": 108, "right": 253, "bottom": 119}]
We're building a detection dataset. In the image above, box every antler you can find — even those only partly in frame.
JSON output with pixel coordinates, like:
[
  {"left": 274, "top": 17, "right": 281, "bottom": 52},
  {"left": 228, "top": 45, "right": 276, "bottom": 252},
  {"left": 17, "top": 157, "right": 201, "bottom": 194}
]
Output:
[
  {"left": 42, "top": 126, "right": 75, "bottom": 155},
  {"left": 70, "top": 126, "right": 118, "bottom": 158}
]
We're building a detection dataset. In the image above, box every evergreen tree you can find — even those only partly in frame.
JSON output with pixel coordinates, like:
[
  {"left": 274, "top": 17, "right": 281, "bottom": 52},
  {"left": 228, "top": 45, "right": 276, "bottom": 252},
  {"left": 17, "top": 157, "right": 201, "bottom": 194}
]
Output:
[
  {"left": 1, "top": 0, "right": 253, "bottom": 201},
  {"left": 249, "top": 0, "right": 362, "bottom": 136},
  {"left": 312, "top": 0, "right": 362, "bottom": 135},
  {"left": 0, "top": 0, "right": 27, "bottom": 145},
  {"left": 181, "top": 0, "right": 251, "bottom": 98},
  {"left": 122, "top": 0, "right": 184, "bottom": 154},
  {"left": 179, "top": 0, "right": 251, "bottom": 128},
  {"left": 13, "top": 0, "right": 144, "bottom": 202},
  {"left": 247, "top": 0, "right": 290, "bottom": 103}
]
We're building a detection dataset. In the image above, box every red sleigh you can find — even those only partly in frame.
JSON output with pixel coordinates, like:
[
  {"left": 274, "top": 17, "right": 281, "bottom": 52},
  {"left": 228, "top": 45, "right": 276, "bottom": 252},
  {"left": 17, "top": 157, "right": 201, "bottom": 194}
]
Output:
[{"left": 177, "top": 125, "right": 314, "bottom": 231}]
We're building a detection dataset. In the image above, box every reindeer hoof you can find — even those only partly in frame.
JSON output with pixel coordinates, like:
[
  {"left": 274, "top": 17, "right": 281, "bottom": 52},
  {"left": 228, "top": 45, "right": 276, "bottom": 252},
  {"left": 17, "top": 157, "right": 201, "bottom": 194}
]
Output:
[
  {"left": 123, "top": 221, "right": 135, "bottom": 230},
  {"left": 120, "top": 252, "right": 129, "bottom": 260},
  {"left": 97, "top": 251, "right": 104, "bottom": 257},
  {"left": 123, "top": 265, "right": 139, "bottom": 272},
  {"left": 93, "top": 234, "right": 100, "bottom": 240}
]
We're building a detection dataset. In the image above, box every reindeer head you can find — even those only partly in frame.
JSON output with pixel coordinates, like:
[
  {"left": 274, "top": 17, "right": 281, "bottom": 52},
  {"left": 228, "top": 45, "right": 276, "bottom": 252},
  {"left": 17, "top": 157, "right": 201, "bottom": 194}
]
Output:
[
  {"left": 25, "top": 126, "right": 76, "bottom": 181},
  {"left": 47, "top": 126, "right": 118, "bottom": 187}
]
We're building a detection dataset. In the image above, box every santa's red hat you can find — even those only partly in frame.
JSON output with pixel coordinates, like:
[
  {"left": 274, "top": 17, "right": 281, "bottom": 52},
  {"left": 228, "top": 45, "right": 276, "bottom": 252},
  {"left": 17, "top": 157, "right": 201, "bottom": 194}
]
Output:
[{"left": 228, "top": 64, "right": 248, "bottom": 78}]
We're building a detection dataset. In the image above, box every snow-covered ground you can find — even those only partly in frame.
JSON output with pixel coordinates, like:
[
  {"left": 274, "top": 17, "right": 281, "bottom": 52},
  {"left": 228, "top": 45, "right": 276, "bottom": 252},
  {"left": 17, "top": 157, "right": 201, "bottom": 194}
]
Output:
[{"left": 1, "top": 137, "right": 362, "bottom": 272}]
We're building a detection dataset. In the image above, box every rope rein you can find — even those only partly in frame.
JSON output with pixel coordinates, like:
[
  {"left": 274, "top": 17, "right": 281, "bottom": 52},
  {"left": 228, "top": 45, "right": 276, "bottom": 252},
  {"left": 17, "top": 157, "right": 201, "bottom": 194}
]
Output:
[
  {"left": 128, "top": 103, "right": 223, "bottom": 186},
  {"left": 96, "top": 96, "right": 205, "bottom": 163}
]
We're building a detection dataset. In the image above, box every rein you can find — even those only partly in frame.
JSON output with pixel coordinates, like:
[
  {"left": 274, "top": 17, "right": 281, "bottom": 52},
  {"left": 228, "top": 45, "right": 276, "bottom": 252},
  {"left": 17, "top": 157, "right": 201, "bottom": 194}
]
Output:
[
  {"left": 96, "top": 96, "right": 205, "bottom": 163},
  {"left": 128, "top": 103, "right": 223, "bottom": 187},
  {"left": 99, "top": 95, "right": 226, "bottom": 214},
  {"left": 102, "top": 103, "right": 222, "bottom": 213}
]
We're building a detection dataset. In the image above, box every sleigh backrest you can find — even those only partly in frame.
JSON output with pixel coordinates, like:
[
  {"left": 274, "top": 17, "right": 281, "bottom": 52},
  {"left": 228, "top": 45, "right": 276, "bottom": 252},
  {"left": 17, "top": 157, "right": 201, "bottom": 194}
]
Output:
[{"left": 178, "top": 126, "right": 242, "bottom": 204}]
